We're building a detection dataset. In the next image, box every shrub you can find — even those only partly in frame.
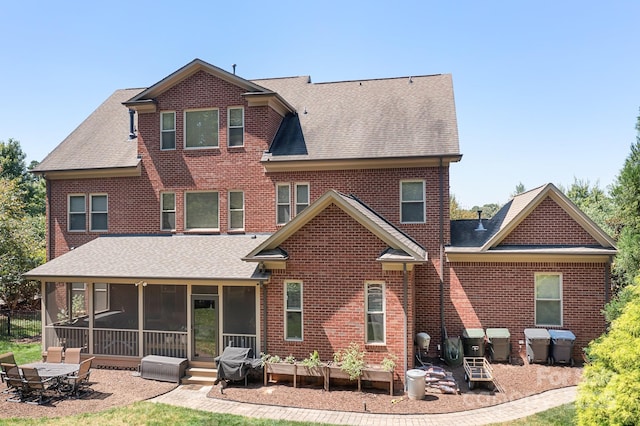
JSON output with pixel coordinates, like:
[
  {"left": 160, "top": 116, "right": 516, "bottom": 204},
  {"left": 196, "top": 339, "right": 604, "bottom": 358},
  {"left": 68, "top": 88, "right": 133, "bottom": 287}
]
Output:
[{"left": 333, "top": 342, "right": 366, "bottom": 380}]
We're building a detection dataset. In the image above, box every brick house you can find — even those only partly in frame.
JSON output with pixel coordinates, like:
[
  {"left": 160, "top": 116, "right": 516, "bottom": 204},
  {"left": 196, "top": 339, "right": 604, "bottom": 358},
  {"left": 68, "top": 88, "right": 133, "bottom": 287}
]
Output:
[{"left": 26, "top": 59, "right": 615, "bottom": 384}]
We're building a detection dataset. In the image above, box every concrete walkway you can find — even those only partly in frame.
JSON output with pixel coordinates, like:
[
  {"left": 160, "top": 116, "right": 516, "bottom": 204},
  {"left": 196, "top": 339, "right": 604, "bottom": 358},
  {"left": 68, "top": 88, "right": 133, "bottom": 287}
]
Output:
[{"left": 150, "top": 385, "right": 577, "bottom": 425}]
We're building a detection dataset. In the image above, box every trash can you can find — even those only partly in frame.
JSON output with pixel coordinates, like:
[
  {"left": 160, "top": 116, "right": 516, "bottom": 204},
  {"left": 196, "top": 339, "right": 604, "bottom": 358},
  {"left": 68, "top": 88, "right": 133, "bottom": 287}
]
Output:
[
  {"left": 548, "top": 329, "right": 576, "bottom": 366},
  {"left": 524, "top": 328, "right": 551, "bottom": 364},
  {"left": 486, "top": 328, "right": 511, "bottom": 362},
  {"left": 462, "top": 328, "right": 486, "bottom": 357},
  {"left": 406, "top": 369, "right": 426, "bottom": 400}
]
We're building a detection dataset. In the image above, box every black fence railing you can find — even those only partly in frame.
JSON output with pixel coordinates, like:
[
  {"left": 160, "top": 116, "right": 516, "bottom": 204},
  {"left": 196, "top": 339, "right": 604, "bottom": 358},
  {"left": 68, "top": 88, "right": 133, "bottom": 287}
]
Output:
[{"left": 0, "top": 310, "right": 41, "bottom": 339}]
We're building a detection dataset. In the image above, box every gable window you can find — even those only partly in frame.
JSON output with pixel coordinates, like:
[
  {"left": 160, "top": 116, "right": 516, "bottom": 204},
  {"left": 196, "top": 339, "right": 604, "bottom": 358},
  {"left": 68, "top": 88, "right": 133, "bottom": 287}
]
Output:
[
  {"left": 535, "top": 273, "right": 562, "bottom": 326},
  {"left": 68, "top": 194, "right": 86, "bottom": 232},
  {"left": 400, "top": 180, "right": 425, "bottom": 223},
  {"left": 161, "top": 192, "right": 176, "bottom": 231},
  {"left": 285, "top": 281, "right": 303, "bottom": 340},
  {"left": 90, "top": 194, "right": 108, "bottom": 232},
  {"left": 295, "top": 183, "right": 310, "bottom": 215},
  {"left": 185, "top": 191, "right": 219, "bottom": 230},
  {"left": 185, "top": 109, "right": 219, "bottom": 148},
  {"left": 365, "top": 281, "right": 385, "bottom": 344},
  {"left": 160, "top": 111, "right": 176, "bottom": 150},
  {"left": 228, "top": 107, "right": 244, "bottom": 147},
  {"left": 229, "top": 191, "right": 244, "bottom": 230},
  {"left": 276, "top": 184, "right": 290, "bottom": 225}
]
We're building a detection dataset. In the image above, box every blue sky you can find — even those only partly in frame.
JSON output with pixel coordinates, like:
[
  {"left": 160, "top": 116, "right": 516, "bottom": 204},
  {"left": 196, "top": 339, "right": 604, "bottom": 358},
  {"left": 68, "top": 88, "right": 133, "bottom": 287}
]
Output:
[{"left": 1, "top": 1, "right": 638, "bottom": 208}]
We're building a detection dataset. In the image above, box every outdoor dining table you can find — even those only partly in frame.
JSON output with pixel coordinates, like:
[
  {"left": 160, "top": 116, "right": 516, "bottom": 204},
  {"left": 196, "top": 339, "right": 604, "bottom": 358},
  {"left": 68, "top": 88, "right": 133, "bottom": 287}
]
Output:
[{"left": 19, "top": 362, "right": 80, "bottom": 381}]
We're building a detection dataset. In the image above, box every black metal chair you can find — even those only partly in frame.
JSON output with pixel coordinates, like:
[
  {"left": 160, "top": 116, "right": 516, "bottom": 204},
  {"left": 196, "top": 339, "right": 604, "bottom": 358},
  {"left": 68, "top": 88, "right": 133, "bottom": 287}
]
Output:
[
  {"left": 21, "top": 367, "right": 57, "bottom": 405},
  {"left": 61, "top": 357, "right": 94, "bottom": 398}
]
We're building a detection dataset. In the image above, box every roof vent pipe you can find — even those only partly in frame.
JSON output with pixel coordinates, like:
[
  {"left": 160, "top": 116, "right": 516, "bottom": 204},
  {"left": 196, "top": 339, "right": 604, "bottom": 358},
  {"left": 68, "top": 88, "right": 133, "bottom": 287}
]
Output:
[
  {"left": 232, "top": 64, "right": 236, "bottom": 75},
  {"left": 128, "top": 109, "right": 136, "bottom": 139},
  {"left": 475, "top": 210, "right": 486, "bottom": 232}
]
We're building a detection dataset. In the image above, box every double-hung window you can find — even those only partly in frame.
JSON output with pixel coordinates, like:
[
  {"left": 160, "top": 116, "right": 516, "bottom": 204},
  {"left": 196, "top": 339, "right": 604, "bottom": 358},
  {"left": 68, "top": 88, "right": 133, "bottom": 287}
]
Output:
[
  {"left": 185, "top": 109, "right": 219, "bottom": 148},
  {"left": 295, "top": 183, "right": 310, "bottom": 215},
  {"left": 161, "top": 192, "right": 176, "bottom": 231},
  {"left": 365, "top": 282, "right": 385, "bottom": 344},
  {"left": 68, "top": 194, "right": 86, "bottom": 231},
  {"left": 535, "top": 273, "right": 562, "bottom": 326},
  {"left": 285, "top": 281, "right": 303, "bottom": 340},
  {"left": 90, "top": 194, "right": 108, "bottom": 232},
  {"left": 276, "top": 184, "right": 291, "bottom": 225},
  {"left": 400, "top": 180, "right": 425, "bottom": 223},
  {"left": 228, "top": 191, "right": 245, "bottom": 230},
  {"left": 161, "top": 111, "right": 176, "bottom": 150},
  {"left": 228, "top": 107, "right": 244, "bottom": 147},
  {"left": 185, "top": 191, "right": 219, "bottom": 230}
]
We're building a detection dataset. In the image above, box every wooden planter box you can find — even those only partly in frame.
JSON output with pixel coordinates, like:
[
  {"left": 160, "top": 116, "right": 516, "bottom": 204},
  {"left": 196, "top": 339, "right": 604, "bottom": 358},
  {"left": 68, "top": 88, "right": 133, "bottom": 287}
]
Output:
[
  {"left": 361, "top": 365, "right": 394, "bottom": 395},
  {"left": 264, "top": 362, "right": 297, "bottom": 386},
  {"left": 326, "top": 364, "right": 361, "bottom": 391},
  {"left": 296, "top": 364, "right": 326, "bottom": 388}
]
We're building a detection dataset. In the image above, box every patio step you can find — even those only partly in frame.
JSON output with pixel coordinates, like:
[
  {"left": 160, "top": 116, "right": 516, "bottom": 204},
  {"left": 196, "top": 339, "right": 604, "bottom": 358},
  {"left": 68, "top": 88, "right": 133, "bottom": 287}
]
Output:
[{"left": 181, "top": 367, "right": 218, "bottom": 385}]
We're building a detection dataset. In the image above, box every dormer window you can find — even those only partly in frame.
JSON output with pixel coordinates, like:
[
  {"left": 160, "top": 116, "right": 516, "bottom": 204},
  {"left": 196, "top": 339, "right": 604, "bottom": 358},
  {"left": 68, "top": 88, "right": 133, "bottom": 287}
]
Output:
[
  {"left": 160, "top": 112, "right": 176, "bottom": 150},
  {"left": 185, "top": 109, "right": 219, "bottom": 149},
  {"left": 228, "top": 107, "right": 244, "bottom": 147}
]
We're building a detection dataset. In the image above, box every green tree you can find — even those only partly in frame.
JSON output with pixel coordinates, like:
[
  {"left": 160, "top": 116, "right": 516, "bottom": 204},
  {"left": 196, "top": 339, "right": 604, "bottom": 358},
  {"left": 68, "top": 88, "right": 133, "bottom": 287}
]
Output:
[
  {"left": 563, "top": 178, "right": 615, "bottom": 238},
  {"left": 450, "top": 194, "right": 477, "bottom": 220},
  {"left": 0, "top": 139, "right": 45, "bottom": 216},
  {"left": 511, "top": 182, "right": 526, "bottom": 198},
  {"left": 577, "top": 277, "right": 640, "bottom": 425},
  {"left": 610, "top": 113, "right": 640, "bottom": 287}
]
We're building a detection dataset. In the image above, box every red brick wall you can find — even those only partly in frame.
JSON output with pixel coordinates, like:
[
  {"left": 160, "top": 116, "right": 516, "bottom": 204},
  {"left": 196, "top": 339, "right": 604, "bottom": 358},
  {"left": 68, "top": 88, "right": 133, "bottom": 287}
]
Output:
[
  {"left": 262, "top": 204, "right": 414, "bottom": 375},
  {"left": 500, "top": 197, "right": 599, "bottom": 246},
  {"left": 446, "top": 261, "right": 607, "bottom": 361}
]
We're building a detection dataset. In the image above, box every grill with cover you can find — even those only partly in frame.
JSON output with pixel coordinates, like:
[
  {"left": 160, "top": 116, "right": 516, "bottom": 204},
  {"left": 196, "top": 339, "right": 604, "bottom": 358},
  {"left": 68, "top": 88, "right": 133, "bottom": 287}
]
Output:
[{"left": 214, "top": 346, "right": 261, "bottom": 387}]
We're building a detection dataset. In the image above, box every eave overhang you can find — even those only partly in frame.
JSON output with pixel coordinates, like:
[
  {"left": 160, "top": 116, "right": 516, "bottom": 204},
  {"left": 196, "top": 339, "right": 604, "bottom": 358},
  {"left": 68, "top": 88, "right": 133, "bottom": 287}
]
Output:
[
  {"left": 445, "top": 247, "right": 617, "bottom": 263},
  {"left": 33, "top": 162, "right": 141, "bottom": 180},
  {"left": 261, "top": 154, "right": 463, "bottom": 172},
  {"left": 26, "top": 273, "right": 271, "bottom": 286},
  {"left": 243, "top": 92, "right": 295, "bottom": 117}
]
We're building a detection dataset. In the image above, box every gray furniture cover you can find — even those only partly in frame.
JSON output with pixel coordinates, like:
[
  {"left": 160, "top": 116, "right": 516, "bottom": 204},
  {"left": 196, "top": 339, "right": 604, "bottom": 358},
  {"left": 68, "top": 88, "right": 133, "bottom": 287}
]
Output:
[{"left": 214, "top": 347, "right": 261, "bottom": 382}]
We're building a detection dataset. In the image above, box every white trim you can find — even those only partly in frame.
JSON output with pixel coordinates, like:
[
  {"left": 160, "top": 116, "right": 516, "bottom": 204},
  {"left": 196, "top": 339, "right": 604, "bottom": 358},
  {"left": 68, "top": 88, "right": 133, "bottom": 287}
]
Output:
[
  {"left": 294, "top": 183, "right": 310, "bottom": 216},
  {"left": 284, "top": 280, "right": 303, "bottom": 341},
  {"left": 89, "top": 193, "right": 108, "bottom": 232},
  {"left": 227, "top": 106, "right": 244, "bottom": 147},
  {"left": 228, "top": 190, "right": 245, "bottom": 231},
  {"left": 184, "top": 190, "right": 220, "bottom": 231},
  {"left": 365, "top": 281, "right": 386, "bottom": 344},
  {"left": 276, "top": 183, "right": 291, "bottom": 225},
  {"left": 183, "top": 108, "right": 220, "bottom": 149},
  {"left": 67, "top": 193, "right": 86, "bottom": 232},
  {"left": 400, "top": 180, "right": 426, "bottom": 224},
  {"left": 160, "top": 192, "right": 176, "bottom": 231},
  {"left": 160, "top": 111, "right": 176, "bottom": 151},
  {"left": 534, "top": 272, "right": 563, "bottom": 327}
]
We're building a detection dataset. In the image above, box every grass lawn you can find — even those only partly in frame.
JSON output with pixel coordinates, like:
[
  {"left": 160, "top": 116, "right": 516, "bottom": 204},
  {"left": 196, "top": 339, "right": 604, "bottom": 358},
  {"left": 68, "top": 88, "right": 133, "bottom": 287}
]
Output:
[
  {"left": 491, "top": 403, "right": 576, "bottom": 425},
  {"left": 0, "top": 338, "right": 42, "bottom": 364}
]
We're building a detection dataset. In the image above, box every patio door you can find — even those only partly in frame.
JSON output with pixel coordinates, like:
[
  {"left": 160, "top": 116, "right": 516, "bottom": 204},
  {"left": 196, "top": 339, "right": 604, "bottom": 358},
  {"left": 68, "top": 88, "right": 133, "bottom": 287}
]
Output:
[{"left": 191, "top": 295, "right": 218, "bottom": 362}]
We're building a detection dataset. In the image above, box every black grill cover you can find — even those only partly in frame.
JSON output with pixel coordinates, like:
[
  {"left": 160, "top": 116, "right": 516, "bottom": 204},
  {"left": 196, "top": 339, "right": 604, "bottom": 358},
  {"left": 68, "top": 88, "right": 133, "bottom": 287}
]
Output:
[{"left": 214, "top": 347, "right": 261, "bottom": 381}]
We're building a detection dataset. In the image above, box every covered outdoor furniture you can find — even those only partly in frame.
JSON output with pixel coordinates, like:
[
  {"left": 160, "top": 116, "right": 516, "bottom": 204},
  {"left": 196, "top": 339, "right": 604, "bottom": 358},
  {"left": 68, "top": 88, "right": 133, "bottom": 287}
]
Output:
[
  {"left": 45, "top": 346, "right": 64, "bottom": 363},
  {"left": 64, "top": 347, "right": 82, "bottom": 364},
  {"left": 61, "top": 357, "right": 94, "bottom": 398},
  {"left": 21, "top": 367, "right": 57, "bottom": 405},
  {"left": 214, "top": 346, "right": 261, "bottom": 387}
]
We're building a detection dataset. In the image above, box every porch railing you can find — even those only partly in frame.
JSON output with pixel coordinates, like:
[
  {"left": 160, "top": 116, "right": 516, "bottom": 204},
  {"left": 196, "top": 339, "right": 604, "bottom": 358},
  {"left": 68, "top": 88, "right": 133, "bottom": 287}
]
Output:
[
  {"left": 44, "top": 326, "right": 89, "bottom": 351},
  {"left": 143, "top": 331, "right": 188, "bottom": 358},
  {"left": 222, "top": 333, "right": 257, "bottom": 355},
  {"left": 93, "top": 329, "right": 139, "bottom": 357}
]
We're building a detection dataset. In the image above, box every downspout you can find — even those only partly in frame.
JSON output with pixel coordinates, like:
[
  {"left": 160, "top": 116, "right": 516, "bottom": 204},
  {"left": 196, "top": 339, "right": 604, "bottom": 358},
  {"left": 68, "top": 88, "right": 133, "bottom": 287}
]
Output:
[
  {"left": 605, "top": 256, "right": 612, "bottom": 303},
  {"left": 260, "top": 262, "right": 267, "bottom": 355},
  {"left": 403, "top": 262, "right": 408, "bottom": 391},
  {"left": 439, "top": 157, "right": 446, "bottom": 353},
  {"left": 45, "top": 175, "right": 53, "bottom": 261}
]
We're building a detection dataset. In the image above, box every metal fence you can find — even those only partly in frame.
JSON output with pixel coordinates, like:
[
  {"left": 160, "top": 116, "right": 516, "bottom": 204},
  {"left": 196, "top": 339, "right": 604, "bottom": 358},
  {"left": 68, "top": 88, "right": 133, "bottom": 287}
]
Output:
[{"left": 0, "top": 310, "right": 41, "bottom": 339}]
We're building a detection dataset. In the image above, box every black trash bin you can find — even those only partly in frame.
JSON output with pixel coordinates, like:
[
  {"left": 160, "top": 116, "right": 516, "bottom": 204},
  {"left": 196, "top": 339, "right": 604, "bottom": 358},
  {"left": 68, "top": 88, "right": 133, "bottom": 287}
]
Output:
[
  {"left": 486, "top": 328, "right": 511, "bottom": 362},
  {"left": 462, "top": 328, "right": 486, "bottom": 357},
  {"left": 548, "top": 329, "right": 576, "bottom": 366},
  {"left": 524, "top": 328, "right": 550, "bottom": 364}
]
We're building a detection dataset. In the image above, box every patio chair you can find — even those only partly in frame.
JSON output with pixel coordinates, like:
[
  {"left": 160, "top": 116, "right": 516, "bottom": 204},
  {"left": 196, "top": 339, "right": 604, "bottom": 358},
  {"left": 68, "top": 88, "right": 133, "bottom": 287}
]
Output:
[
  {"left": 61, "top": 357, "right": 94, "bottom": 398},
  {"left": 64, "top": 347, "right": 82, "bottom": 364},
  {"left": 0, "top": 352, "right": 16, "bottom": 384},
  {"left": 46, "top": 346, "right": 64, "bottom": 363},
  {"left": 21, "top": 367, "right": 57, "bottom": 405},
  {"left": 1, "top": 363, "right": 28, "bottom": 402}
]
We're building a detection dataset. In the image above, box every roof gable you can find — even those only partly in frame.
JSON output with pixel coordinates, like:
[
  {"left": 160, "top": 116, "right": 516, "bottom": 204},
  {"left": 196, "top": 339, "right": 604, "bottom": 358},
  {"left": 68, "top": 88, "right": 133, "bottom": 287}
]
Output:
[{"left": 244, "top": 190, "right": 427, "bottom": 263}]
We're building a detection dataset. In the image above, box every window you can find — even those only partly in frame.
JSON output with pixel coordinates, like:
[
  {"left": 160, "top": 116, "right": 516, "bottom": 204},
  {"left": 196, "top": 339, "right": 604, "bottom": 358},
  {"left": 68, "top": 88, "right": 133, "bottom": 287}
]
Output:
[
  {"left": 276, "top": 184, "right": 290, "bottom": 225},
  {"left": 185, "top": 109, "right": 218, "bottom": 148},
  {"left": 161, "top": 192, "right": 176, "bottom": 231},
  {"left": 285, "top": 281, "right": 303, "bottom": 340},
  {"left": 228, "top": 191, "right": 244, "bottom": 230},
  {"left": 68, "top": 195, "right": 86, "bottom": 231},
  {"left": 400, "top": 180, "right": 425, "bottom": 223},
  {"left": 185, "top": 191, "right": 219, "bottom": 229},
  {"left": 295, "top": 183, "right": 310, "bottom": 215},
  {"left": 90, "top": 194, "right": 108, "bottom": 232},
  {"left": 535, "top": 273, "right": 563, "bottom": 326},
  {"left": 228, "top": 107, "right": 244, "bottom": 147},
  {"left": 93, "top": 283, "right": 109, "bottom": 313},
  {"left": 160, "top": 111, "right": 176, "bottom": 150},
  {"left": 365, "top": 282, "right": 385, "bottom": 344}
]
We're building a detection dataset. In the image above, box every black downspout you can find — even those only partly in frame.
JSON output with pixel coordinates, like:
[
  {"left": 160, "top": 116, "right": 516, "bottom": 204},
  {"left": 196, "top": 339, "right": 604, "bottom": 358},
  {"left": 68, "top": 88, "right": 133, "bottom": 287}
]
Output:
[
  {"left": 439, "top": 157, "right": 446, "bottom": 353},
  {"left": 403, "top": 262, "right": 408, "bottom": 391}
]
